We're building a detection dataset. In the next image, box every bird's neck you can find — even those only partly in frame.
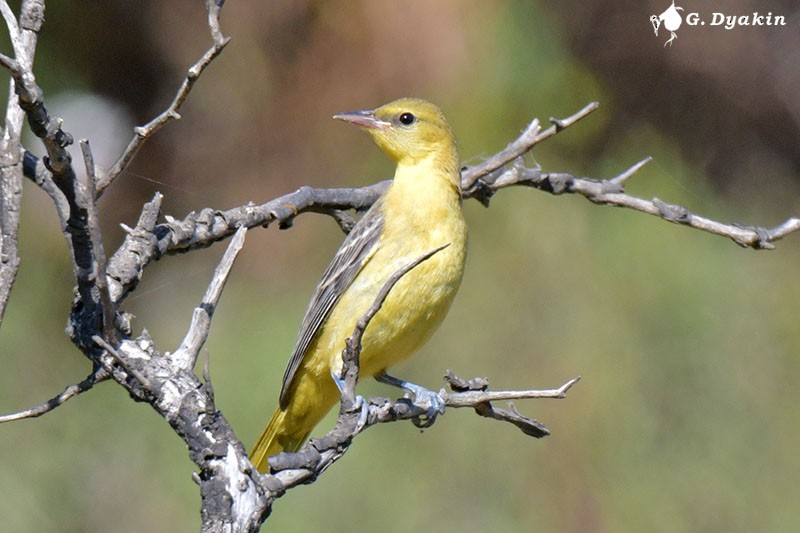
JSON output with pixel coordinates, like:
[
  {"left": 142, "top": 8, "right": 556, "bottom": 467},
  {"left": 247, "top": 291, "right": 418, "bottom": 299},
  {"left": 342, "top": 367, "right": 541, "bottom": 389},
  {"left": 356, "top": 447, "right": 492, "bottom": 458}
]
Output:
[
  {"left": 382, "top": 148, "right": 465, "bottom": 239},
  {"left": 392, "top": 146, "right": 461, "bottom": 197}
]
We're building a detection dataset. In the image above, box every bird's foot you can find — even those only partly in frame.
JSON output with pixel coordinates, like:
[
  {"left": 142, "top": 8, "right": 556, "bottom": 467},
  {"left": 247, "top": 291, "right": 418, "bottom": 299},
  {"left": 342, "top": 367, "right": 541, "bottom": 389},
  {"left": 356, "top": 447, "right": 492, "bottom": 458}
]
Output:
[
  {"left": 375, "top": 372, "right": 446, "bottom": 428},
  {"left": 331, "top": 369, "right": 370, "bottom": 432},
  {"left": 406, "top": 383, "right": 446, "bottom": 428}
]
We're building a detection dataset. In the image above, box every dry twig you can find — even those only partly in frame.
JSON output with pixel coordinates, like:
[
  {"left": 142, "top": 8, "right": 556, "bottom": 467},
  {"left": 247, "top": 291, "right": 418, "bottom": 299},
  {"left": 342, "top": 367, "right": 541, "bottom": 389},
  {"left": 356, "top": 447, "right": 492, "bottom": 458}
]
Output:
[
  {"left": 96, "top": 0, "right": 230, "bottom": 195},
  {"left": 0, "top": 367, "right": 108, "bottom": 423},
  {"left": 0, "top": 0, "right": 43, "bottom": 322}
]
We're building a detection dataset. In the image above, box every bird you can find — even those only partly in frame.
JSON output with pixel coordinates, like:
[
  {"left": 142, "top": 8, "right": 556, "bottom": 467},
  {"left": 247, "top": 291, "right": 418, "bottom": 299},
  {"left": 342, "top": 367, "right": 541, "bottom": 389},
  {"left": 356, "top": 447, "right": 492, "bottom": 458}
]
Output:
[
  {"left": 650, "top": 0, "right": 684, "bottom": 46},
  {"left": 250, "top": 98, "right": 468, "bottom": 473}
]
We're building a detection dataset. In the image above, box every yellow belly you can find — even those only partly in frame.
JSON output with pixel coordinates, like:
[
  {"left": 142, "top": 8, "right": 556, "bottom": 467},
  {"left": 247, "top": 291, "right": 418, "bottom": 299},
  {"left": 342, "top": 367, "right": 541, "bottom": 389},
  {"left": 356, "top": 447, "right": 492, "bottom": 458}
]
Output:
[
  {"left": 281, "top": 195, "right": 467, "bottom": 443},
  {"left": 324, "top": 231, "right": 466, "bottom": 378}
]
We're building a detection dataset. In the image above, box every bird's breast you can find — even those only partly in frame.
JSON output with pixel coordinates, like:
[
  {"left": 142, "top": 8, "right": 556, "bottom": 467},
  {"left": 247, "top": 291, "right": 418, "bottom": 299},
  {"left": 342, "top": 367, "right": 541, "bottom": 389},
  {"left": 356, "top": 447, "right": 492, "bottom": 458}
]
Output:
[{"left": 325, "top": 170, "right": 467, "bottom": 379}]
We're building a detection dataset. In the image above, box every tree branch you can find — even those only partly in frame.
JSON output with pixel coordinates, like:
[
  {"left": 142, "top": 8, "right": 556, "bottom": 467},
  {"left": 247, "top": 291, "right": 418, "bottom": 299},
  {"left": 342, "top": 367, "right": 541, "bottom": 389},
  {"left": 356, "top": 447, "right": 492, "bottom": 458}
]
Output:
[
  {"left": 172, "top": 225, "right": 247, "bottom": 371},
  {"left": 265, "top": 372, "right": 580, "bottom": 488},
  {"left": 99, "top": 101, "right": 800, "bottom": 303},
  {"left": 96, "top": 0, "right": 230, "bottom": 196},
  {"left": 0, "top": 0, "right": 44, "bottom": 323},
  {"left": 19, "top": 101, "right": 797, "bottom": 326},
  {"left": 78, "top": 139, "right": 117, "bottom": 342},
  {"left": 0, "top": 367, "right": 108, "bottom": 423},
  {"left": 490, "top": 156, "right": 800, "bottom": 250},
  {"left": 460, "top": 101, "right": 599, "bottom": 194}
]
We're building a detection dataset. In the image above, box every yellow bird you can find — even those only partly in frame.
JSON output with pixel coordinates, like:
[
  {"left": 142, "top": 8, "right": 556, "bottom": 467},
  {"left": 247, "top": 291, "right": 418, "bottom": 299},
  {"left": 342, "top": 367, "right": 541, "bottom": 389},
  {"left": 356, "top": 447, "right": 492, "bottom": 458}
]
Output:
[{"left": 250, "top": 98, "right": 467, "bottom": 472}]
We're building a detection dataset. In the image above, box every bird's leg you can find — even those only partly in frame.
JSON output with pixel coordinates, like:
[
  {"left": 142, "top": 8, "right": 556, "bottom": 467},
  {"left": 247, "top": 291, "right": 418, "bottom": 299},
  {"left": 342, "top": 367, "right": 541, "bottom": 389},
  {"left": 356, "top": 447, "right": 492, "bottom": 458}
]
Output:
[
  {"left": 375, "top": 371, "right": 445, "bottom": 428},
  {"left": 331, "top": 368, "right": 369, "bottom": 432}
]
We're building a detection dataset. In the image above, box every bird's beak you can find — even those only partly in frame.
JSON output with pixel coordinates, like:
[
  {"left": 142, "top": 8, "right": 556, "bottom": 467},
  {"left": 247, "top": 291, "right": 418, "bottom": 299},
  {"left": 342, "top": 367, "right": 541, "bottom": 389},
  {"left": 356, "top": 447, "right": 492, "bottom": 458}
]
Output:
[{"left": 333, "top": 109, "right": 391, "bottom": 130}]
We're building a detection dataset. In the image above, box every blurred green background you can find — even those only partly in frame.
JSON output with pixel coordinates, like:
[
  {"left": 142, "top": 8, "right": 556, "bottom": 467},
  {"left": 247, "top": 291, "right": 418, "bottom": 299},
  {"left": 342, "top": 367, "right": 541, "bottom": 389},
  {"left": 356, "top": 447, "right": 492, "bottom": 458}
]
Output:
[{"left": 1, "top": 1, "right": 799, "bottom": 531}]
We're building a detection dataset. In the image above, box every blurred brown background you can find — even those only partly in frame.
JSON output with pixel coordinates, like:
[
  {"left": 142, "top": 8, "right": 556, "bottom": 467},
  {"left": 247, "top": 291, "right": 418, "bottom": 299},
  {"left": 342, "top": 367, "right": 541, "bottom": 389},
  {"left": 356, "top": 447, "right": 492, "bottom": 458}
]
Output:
[{"left": 1, "top": 1, "right": 798, "bottom": 531}]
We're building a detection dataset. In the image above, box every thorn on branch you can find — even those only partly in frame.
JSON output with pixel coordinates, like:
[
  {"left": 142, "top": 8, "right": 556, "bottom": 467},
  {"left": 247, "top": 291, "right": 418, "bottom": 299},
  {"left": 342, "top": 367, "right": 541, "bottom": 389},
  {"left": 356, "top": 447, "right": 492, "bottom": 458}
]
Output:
[
  {"left": 610, "top": 156, "right": 652, "bottom": 185},
  {"left": 539, "top": 172, "right": 574, "bottom": 195},
  {"left": 444, "top": 370, "right": 488, "bottom": 392},
  {"left": 653, "top": 197, "right": 692, "bottom": 224}
]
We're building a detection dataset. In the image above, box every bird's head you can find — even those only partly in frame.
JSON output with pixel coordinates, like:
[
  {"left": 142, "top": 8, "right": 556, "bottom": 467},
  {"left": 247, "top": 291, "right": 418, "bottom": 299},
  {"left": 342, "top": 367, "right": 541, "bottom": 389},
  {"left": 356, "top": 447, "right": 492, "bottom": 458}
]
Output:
[{"left": 333, "top": 98, "right": 456, "bottom": 166}]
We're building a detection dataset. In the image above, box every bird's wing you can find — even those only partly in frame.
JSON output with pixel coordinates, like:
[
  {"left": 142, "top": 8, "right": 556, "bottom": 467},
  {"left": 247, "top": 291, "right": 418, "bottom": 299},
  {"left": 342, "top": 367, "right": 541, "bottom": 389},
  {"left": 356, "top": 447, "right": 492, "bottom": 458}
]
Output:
[{"left": 279, "top": 199, "right": 385, "bottom": 408}]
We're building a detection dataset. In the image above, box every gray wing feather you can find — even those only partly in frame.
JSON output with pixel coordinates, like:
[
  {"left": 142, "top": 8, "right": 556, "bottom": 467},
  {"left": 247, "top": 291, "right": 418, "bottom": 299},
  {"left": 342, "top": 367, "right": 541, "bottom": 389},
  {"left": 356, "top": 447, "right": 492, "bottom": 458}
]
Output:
[{"left": 279, "top": 200, "right": 385, "bottom": 408}]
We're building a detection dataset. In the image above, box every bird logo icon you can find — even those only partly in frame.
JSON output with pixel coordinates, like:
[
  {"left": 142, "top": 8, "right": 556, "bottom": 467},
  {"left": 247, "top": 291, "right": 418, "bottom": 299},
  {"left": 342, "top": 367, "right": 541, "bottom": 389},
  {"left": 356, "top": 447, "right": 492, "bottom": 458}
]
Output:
[{"left": 650, "top": 1, "right": 685, "bottom": 46}]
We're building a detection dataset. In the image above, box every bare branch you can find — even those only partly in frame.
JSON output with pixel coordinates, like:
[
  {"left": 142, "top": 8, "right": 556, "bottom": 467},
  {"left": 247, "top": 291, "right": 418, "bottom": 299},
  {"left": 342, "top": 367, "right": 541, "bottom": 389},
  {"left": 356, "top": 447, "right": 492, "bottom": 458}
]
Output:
[
  {"left": 0, "top": 52, "right": 75, "bottom": 184},
  {"left": 461, "top": 101, "right": 599, "bottom": 194},
  {"left": 527, "top": 160, "right": 800, "bottom": 250},
  {"left": 0, "top": 367, "right": 109, "bottom": 423},
  {"left": 106, "top": 192, "right": 163, "bottom": 303},
  {"left": 172, "top": 225, "right": 247, "bottom": 370},
  {"left": 205, "top": 0, "right": 226, "bottom": 45},
  {"left": 79, "top": 139, "right": 118, "bottom": 342},
  {"left": 20, "top": 100, "right": 794, "bottom": 325},
  {"left": 21, "top": 149, "right": 68, "bottom": 218},
  {"left": 131, "top": 103, "right": 799, "bottom": 278},
  {"left": 443, "top": 375, "right": 581, "bottom": 405},
  {"left": 92, "top": 332, "right": 272, "bottom": 532},
  {"left": 0, "top": 2, "right": 20, "bottom": 45},
  {"left": 96, "top": 2, "right": 231, "bottom": 195},
  {"left": 462, "top": 136, "right": 800, "bottom": 250},
  {"left": 0, "top": 0, "right": 44, "bottom": 323},
  {"left": 102, "top": 182, "right": 387, "bottom": 308},
  {"left": 265, "top": 372, "right": 579, "bottom": 491}
]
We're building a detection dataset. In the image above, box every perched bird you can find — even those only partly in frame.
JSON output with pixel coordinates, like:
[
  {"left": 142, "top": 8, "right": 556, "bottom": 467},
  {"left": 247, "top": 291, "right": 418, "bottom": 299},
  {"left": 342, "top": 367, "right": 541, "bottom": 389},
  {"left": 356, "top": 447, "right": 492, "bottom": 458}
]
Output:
[{"left": 250, "top": 98, "right": 468, "bottom": 473}]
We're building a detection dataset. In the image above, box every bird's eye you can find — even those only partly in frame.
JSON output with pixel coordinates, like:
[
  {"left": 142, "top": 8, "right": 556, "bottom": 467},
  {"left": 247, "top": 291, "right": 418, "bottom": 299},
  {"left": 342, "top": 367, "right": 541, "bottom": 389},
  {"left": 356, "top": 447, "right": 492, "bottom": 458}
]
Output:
[{"left": 398, "top": 112, "right": 416, "bottom": 125}]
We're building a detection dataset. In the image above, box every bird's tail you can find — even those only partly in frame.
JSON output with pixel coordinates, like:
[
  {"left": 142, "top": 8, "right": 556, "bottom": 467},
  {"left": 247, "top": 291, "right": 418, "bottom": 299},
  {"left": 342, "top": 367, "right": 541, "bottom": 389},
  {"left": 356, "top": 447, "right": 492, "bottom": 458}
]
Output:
[{"left": 250, "top": 407, "right": 311, "bottom": 473}]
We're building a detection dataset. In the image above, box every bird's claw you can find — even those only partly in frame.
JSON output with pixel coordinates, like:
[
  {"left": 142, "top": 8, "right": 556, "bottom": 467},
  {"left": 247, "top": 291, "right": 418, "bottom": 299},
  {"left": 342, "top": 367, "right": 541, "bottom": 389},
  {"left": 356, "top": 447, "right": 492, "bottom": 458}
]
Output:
[
  {"left": 374, "top": 372, "right": 446, "bottom": 428},
  {"left": 407, "top": 386, "right": 446, "bottom": 428},
  {"left": 351, "top": 394, "right": 369, "bottom": 433}
]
